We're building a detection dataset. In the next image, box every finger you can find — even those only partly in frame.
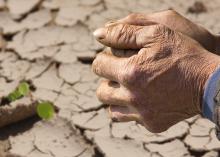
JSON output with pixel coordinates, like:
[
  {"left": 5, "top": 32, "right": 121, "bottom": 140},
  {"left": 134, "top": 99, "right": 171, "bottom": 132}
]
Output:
[
  {"left": 103, "top": 13, "right": 157, "bottom": 27},
  {"left": 117, "top": 10, "right": 179, "bottom": 26},
  {"left": 118, "top": 10, "right": 207, "bottom": 42},
  {"left": 109, "top": 105, "right": 142, "bottom": 123},
  {"left": 96, "top": 80, "right": 131, "bottom": 106},
  {"left": 92, "top": 52, "right": 128, "bottom": 84},
  {"left": 93, "top": 23, "right": 158, "bottom": 49},
  {"left": 118, "top": 13, "right": 157, "bottom": 26}
]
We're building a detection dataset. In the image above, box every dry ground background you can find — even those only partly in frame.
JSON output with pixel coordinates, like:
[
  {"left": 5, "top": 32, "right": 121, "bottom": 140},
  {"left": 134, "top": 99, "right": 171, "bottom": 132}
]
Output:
[{"left": 0, "top": 0, "right": 220, "bottom": 157}]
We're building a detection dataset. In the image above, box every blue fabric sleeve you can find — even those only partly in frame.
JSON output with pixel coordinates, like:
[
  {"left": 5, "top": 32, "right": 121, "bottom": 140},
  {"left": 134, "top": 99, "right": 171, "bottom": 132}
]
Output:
[{"left": 203, "top": 67, "right": 220, "bottom": 121}]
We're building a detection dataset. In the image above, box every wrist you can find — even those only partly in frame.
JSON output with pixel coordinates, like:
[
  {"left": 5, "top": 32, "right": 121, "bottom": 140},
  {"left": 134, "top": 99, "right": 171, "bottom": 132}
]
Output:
[
  {"left": 203, "top": 66, "right": 220, "bottom": 121},
  {"left": 196, "top": 52, "right": 220, "bottom": 113},
  {"left": 200, "top": 52, "right": 220, "bottom": 139},
  {"left": 199, "top": 52, "right": 220, "bottom": 116}
]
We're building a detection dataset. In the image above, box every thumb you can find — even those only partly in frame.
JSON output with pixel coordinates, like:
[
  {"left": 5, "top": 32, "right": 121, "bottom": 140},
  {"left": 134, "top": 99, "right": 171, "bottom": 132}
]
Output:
[{"left": 93, "top": 23, "right": 158, "bottom": 49}]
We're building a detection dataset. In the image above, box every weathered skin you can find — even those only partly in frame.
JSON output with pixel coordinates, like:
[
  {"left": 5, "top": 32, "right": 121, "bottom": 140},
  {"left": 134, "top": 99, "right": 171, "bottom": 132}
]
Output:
[
  {"left": 92, "top": 12, "right": 220, "bottom": 133},
  {"left": 106, "top": 10, "right": 220, "bottom": 54}
]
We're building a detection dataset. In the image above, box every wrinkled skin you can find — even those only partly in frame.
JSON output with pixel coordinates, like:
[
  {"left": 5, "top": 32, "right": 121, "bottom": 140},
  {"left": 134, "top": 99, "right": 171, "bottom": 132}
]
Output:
[
  {"left": 106, "top": 10, "right": 220, "bottom": 54},
  {"left": 92, "top": 12, "right": 220, "bottom": 132}
]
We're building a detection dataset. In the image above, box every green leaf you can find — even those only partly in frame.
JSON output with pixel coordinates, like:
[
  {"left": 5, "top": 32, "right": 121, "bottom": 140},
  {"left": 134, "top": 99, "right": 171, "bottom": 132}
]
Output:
[
  {"left": 7, "top": 82, "right": 30, "bottom": 102},
  {"left": 37, "top": 102, "right": 54, "bottom": 120},
  {"left": 18, "top": 82, "right": 30, "bottom": 96},
  {"left": 7, "top": 90, "right": 22, "bottom": 102}
]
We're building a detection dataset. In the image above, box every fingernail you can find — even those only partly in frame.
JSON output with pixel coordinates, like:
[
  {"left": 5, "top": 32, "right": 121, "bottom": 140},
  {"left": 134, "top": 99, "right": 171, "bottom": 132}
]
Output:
[{"left": 93, "top": 28, "right": 106, "bottom": 40}]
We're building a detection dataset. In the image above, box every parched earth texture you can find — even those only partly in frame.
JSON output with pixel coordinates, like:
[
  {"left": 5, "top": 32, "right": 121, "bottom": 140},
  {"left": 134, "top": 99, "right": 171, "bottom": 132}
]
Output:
[{"left": 0, "top": 0, "right": 220, "bottom": 157}]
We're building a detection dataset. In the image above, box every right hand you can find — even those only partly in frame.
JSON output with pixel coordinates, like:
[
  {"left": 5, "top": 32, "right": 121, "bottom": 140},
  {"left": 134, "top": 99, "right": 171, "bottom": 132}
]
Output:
[
  {"left": 92, "top": 22, "right": 220, "bottom": 132},
  {"left": 106, "top": 10, "right": 220, "bottom": 54}
]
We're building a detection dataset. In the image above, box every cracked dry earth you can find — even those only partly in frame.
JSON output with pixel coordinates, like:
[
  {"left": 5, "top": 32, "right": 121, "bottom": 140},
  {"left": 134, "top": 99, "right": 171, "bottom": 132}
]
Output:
[{"left": 0, "top": 0, "right": 220, "bottom": 157}]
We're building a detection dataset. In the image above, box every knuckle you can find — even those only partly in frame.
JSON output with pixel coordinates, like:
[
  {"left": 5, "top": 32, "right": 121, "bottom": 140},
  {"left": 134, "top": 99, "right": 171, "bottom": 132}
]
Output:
[
  {"left": 121, "top": 64, "right": 141, "bottom": 86},
  {"left": 154, "top": 24, "right": 174, "bottom": 40}
]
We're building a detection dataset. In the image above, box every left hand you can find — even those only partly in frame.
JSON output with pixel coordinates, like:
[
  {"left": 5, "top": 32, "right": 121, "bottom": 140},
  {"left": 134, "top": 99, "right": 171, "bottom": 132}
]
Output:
[
  {"left": 92, "top": 23, "right": 220, "bottom": 133},
  {"left": 105, "top": 10, "right": 220, "bottom": 54}
]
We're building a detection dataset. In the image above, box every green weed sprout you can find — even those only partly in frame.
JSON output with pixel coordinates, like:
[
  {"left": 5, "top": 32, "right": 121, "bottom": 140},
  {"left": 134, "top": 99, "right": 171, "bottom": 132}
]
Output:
[
  {"left": 37, "top": 102, "right": 54, "bottom": 120},
  {"left": 7, "top": 82, "right": 30, "bottom": 102},
  {"left": 6, "top": 82, "right": 55, "bottom": 120},
  {"left": 18, "top": 82, "right": 30, "bottom": 96}
]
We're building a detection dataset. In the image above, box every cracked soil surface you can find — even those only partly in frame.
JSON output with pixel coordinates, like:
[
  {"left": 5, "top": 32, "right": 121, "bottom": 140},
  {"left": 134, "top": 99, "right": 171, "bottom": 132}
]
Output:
[{"left": 1, "top": 0, "right": 220, "bottom": 157}]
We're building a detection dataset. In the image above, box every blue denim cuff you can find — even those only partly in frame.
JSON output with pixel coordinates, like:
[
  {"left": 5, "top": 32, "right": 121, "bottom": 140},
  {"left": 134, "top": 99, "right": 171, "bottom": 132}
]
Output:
[{"left": 203, "top": 67, "right": 220, "bottom": 121}]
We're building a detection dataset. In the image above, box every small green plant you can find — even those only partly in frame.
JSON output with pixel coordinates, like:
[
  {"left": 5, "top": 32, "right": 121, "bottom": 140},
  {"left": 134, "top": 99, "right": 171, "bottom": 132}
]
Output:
[
  {"left": 37, "top": 102, "right": 54, "bottom": 120},
  {"left": 5, "top": 81, "right": 55, "bottom": 120},
  {"left": 18, "top": 82, "right": 30, "bottom": 96},
  {"left": 7, "top": 82, "right": 30, "bottom": 102}
]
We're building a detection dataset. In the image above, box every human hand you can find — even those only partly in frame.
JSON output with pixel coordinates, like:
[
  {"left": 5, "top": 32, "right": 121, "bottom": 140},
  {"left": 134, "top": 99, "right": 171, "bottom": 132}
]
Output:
[
  {"left": 92, "top": 23, "right": 220, "bottom": 132},
  {"left": 105, "top": 10, "right": 220, "bottom": 54}
]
